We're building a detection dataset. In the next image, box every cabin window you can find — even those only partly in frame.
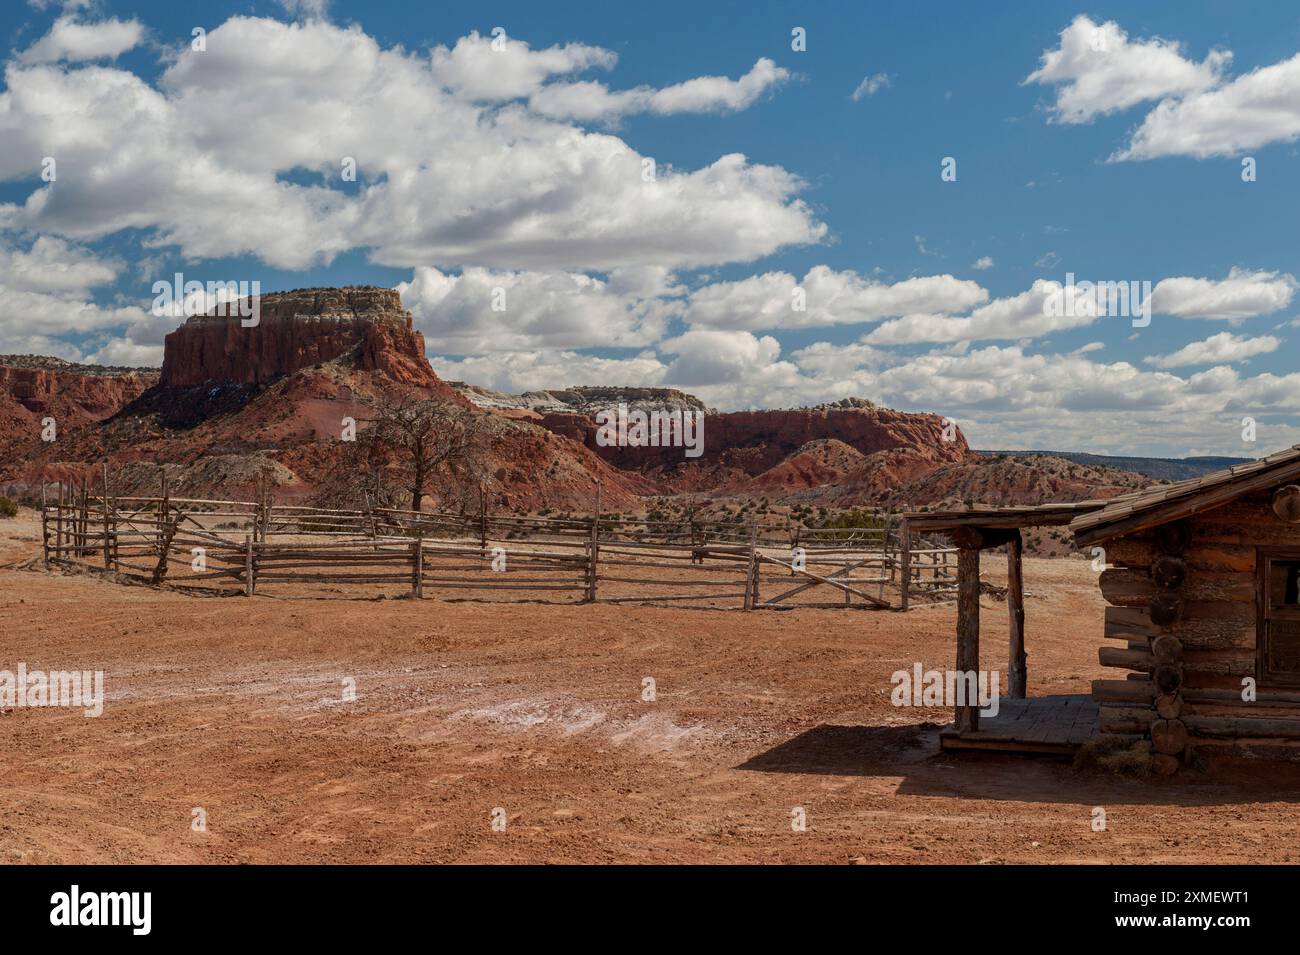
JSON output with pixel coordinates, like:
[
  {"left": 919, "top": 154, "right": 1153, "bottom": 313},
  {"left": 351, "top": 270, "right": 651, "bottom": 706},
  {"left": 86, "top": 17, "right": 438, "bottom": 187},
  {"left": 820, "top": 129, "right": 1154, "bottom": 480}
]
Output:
[{"left": 1259, "top": 551, "right": 1300, "bottom": 684}]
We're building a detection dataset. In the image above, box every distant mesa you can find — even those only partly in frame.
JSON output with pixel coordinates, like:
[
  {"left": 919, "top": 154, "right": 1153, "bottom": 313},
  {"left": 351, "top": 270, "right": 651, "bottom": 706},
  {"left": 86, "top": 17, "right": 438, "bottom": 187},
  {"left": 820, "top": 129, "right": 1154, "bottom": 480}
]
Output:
[{"left": 159, "top": 286, "right": 439, "bottom": 389}]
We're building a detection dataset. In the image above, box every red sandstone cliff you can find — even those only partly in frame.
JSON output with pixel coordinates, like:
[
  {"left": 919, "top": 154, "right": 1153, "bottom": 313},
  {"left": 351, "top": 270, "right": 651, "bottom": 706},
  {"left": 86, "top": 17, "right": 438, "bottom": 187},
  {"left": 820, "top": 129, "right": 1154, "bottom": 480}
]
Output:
[
  {"left": 538, "top": 405, "right": 969, "bottom": 479},
  {"left": 0, "top": 357, "right": 158, "bottom": 469},
  {"left": 0, "top": 358, "right": 157, "bottom": 421},
  {"left": 160, "top": 287, "right": 441, "bottom": 389}
]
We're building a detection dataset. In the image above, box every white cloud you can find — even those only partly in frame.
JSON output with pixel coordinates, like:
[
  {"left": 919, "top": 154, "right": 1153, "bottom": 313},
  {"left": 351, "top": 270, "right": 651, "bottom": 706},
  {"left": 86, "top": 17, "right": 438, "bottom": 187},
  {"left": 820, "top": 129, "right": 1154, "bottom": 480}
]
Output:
[
  {"left": 1144, "top": 331, "right": 1281, "bottom": 368},
  {"left": 659, "top": 328, "right": 794, "bottom": 386},
  {"left": 681, "top": 266, "right": 987, "bottom": 331},
  {"left": 865, "top": 280, "right": 1097, "bottom": 345},
  {"left": 82, "top": 336, "right": 164, "bottom": 367},
  {"left": 0, "top": 236, "right": 118, "bottom": 295},
  {"left": 1113, "top": 52, "right": 1300, "bottom": 159},
  {"left": 0, "top": 285, "right": 146, "bottom": 341},
  {"left": 398, "top": 266, "right": 673, "bottom": 352},
  {"left": 1151, "top": 268, "right": 1297, "bottom": 322},
  {"left": 429, "top": 30, "right": 616, "bottom": 102},
  {"left": 18, "top": 16, "right": 144, "bottom": 64},
  {"left": 851, "top": 72, "right": 890, "bottom": 101},
  {"left": 971, "top": 256, "right": 994, "bottom": 270},
  {"left": 274, "top": 0, "right": 330, "bottom": 19},
  {"left": 0, "top": 234, "right": 154, "bottom": 360},
  {"left": 530, "top": 58, "right": 789, "bottom": 122},
  {"left": 788, "top": 342, "right": 1300, "bottom": 454},
  {"left": 1025, "top": 14, "right": 1228, "bottom": 124},
  {"left": 428, "top": 349, "right": 667, "bottom": 394},
  {"left": 0, "top": 17, "right": 824, "bottom": 272}
]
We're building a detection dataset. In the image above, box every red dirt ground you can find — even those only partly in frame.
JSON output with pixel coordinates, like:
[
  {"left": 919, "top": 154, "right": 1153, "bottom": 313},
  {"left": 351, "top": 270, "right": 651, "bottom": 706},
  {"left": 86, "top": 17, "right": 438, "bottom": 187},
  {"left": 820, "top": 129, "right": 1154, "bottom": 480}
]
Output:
[{"left": 4, "top": 508, "right": 1300, "bottom": 864}]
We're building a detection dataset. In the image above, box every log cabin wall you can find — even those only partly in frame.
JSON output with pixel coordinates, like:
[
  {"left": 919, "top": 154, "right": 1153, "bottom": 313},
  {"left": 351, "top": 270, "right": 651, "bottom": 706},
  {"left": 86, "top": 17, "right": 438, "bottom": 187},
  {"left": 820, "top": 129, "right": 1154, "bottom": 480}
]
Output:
[{"left": 1092, "top": 488, "right": 1300, "bottom": 767}]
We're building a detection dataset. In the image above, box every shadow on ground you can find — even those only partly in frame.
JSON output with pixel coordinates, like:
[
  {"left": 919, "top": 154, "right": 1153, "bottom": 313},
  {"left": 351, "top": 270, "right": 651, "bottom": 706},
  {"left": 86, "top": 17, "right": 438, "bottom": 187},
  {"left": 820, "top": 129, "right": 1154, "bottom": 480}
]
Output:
[{"left": 739, "top": 722, "right": 1300, "bottom": 807}]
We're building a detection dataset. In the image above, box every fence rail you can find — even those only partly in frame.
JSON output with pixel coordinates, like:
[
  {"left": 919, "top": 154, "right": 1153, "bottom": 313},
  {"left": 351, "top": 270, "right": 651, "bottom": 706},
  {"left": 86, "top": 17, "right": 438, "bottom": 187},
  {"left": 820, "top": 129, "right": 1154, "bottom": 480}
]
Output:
[{"left": 38, "top": 482, "right": 956, "bottom": 610}]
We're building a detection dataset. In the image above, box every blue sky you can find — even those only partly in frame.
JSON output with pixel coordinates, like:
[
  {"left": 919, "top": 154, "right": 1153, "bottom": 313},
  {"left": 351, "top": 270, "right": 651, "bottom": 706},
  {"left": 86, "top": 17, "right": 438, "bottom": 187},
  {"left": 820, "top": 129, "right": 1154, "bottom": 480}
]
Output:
[{"left": 2, "top": 0, "right": 1299, "bottom": 456}]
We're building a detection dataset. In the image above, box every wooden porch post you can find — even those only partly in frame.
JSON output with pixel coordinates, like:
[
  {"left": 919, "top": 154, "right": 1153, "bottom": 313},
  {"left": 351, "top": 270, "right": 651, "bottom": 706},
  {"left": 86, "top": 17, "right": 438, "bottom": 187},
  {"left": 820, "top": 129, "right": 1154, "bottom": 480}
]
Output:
[
  {"left": 1006, "top": 531, "right": 1027, "bottom": 699},
  {"left": 955, "top": 544, "right": 980, "bottom": 732}
]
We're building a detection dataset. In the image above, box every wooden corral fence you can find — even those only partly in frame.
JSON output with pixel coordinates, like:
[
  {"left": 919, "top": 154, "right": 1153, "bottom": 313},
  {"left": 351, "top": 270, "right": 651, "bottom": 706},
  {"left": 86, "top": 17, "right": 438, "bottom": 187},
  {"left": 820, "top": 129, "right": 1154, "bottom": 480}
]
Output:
[{"left": 38, "top": 481, "right": 956, "bottom": 610}]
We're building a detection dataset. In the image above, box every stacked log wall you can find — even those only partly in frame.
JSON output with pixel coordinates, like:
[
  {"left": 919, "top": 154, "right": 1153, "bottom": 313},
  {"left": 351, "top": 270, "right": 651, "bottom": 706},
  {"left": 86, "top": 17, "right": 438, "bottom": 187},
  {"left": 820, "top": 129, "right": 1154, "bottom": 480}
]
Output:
[{"left": 1091, "top": 489, "right": 1300, "bottom": 764}]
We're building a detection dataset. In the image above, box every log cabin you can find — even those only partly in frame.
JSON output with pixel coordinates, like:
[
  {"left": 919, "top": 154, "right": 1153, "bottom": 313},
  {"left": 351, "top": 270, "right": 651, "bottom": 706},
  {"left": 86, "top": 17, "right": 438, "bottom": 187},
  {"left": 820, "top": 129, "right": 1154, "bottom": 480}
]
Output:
[
  {"left": 905, "top": 444, "right": 1300, "bottom": 773},
  {"left": 1071, "top": 444, "right": 1300, "bottom": 772}
]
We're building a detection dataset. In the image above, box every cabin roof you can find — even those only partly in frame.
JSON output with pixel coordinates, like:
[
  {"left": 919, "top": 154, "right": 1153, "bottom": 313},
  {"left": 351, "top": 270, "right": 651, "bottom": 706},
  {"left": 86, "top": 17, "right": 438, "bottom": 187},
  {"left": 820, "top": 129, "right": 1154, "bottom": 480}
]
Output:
[
  {"left": 903, "top": 501, "right": 1108, "bottom": 532},
  {"left": 1070, "top": 443, "right": 1300, "bottom": 546}
]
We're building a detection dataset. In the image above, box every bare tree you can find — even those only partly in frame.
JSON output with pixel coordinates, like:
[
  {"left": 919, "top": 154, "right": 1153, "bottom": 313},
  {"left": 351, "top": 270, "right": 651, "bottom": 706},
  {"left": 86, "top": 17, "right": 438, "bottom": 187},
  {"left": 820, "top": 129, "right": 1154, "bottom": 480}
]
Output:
[{"left": 365, "top": 394, "right": 487, "bottom": 512}]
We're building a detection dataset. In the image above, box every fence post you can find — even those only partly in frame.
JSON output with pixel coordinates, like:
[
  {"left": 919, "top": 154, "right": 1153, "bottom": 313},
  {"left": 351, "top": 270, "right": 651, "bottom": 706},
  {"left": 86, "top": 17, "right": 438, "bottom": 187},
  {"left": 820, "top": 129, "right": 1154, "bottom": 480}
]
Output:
[
  {"left": 744, "top": 524, "right": 759, "bottom": 610},
  {"left": 244, "top": 534, "right": 255, "bottom": 596},
  {"left": 255, "top": 478, "right": 268, "bottom": 543},
  {"left": 40, "top": 483, "right": 49, "bottom": 565},
  {"left": 411, "top": 531, "right": 424, "bottom": 598},
  {"left": 151, "top": 512, "right": 179, "bottom": 585},
  {"left": 477, "top": 484, "right": 487, "bottom": 560},
  {"left": 363, "top": 490, "right": 379, "bottom": 550},
  {"left": 882, "top": 514, "right": 893, "bottom": 582},
  {"left": 55, "top": 481, "right": 64, "bottom": 560},
  {"left": 160, "top": 472, "right": 169, "bottom": 555},
  {"left": 899, "top": 518, "right": 911, "bottom": 611},
  {"left": 584, "top": 516, "right": 599, "bottom": 603},
  {"left": 78, "top": 482, "right": 88, "bottom": 557},
  {"left": 101, "top": 465, "right": 112, "bottom": 568}
]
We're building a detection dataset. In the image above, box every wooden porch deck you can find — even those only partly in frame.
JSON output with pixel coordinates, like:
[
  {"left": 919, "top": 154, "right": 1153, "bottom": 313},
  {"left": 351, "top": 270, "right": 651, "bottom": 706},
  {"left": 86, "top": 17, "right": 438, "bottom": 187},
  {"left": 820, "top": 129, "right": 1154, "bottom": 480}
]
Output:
[{"left": 939, "top": 694, "right": 1099, "bottom": 755}]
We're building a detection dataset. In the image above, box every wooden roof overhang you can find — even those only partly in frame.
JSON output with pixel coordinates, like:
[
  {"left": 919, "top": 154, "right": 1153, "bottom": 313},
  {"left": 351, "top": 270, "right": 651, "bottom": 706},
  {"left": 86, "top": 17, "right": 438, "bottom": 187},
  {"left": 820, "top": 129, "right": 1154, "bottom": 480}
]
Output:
[
  {"left": 1070, "top": 444, "right": 1300, "bottom": 548},
  {"left": 904, "top": 501, "right": 1107, "bottom": 535}
]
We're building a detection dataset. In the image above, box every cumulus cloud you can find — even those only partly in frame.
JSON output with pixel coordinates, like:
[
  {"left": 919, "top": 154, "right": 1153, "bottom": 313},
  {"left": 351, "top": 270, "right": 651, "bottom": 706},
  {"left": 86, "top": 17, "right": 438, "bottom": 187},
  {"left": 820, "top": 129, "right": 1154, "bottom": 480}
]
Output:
[
  {"left": 971, "top": 256, "right": 994, "bottom": 270},
  {"left": 681, "top": 266, "right": 988, "bottom": 331},
  {"left": 0, "top": 17, "right": 823, "bottom": 272},
  {"left": 796, "top": 343, "right": 1300, "bottom": 454},
  {"left": 0, "top": 234, "right": 147, "bottom": 357},
  {"left": 0, "top": 235, "right": 118, "bottom": 295},
  {"left": 1113, "top": 52, "right": 1300, "bottom": 159},
  {"left": 659, "top": 328, "right": 794, "bottom": 386},
  {"left": 1144, "top": 331, "right": 1281, "bottom": 368},
  {"left": 82, "top": 335, "right": 165, "bottom": 367},
  {"left": 428, "top": 349, "right": 667, "bottom": 394},
  {"left": 1025, "top": 14, "right": 1228, "bottom": 124},
  {"left": 0, "top": 284, "right": 147, "bottom": 349},
  {"left": 1151, "top": 268, "right": 1297, "bottom": 322},
  {"left": 865, "top": 280, "right": 1098, "bottom": 345},
  {"left": 530, "top": 58, "right": 789, "bottom": 121},
  {"left": 18, "top": 15, "right": 144, "bottom": 64},
  {"left": 0, "top": 233, "right": 162, "bottom": 363},
  {"left": 274, "top": 0, "right": 330, "bottom": 19},
  {"left": 429, "top": 30, "right": 616, "bottom": 102},
  {"left": 398, "top": 265, "right": 674, "bottom": 353}
]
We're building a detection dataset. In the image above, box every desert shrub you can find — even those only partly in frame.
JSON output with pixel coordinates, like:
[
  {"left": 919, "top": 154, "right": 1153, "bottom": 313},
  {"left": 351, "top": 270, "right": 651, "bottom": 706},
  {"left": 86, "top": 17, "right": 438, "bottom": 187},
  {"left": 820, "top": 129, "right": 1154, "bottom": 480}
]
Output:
[
  {"left": 0, "top": 496, "right": 18, "bottom": 518},
  {"left": 816, "top": 508, "right": 887, "bottom": 531},
  {"left": 1074, "top": 735, "right": 1153, "bottom": 777}
]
